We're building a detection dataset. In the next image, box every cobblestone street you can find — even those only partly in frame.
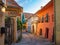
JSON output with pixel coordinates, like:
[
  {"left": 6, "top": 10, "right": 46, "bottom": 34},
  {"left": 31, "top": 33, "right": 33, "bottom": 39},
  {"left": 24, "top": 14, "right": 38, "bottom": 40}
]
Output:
[{"left": 12, "top": 32, "right": 54, "bottom": 45}]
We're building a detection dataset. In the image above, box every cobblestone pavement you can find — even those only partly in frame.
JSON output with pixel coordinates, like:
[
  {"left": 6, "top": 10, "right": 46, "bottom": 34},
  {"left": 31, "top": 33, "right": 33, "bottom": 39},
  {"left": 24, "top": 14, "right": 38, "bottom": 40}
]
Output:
[{"left": 12, "top": 32, "right": 54, "bottom": 45}]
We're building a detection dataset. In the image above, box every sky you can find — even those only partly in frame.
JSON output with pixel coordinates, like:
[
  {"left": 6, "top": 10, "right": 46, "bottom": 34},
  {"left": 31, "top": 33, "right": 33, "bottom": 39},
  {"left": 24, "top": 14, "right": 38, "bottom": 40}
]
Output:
[{"left": 15, "top": 0, "right": 51, "bottom": 14}]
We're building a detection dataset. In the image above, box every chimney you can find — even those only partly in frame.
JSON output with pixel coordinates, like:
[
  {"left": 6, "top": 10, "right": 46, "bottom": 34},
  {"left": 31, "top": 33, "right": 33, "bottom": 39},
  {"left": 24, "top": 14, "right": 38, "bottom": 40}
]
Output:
[{"left": 41, "top": 6, "right": 43, "bottom": 9}]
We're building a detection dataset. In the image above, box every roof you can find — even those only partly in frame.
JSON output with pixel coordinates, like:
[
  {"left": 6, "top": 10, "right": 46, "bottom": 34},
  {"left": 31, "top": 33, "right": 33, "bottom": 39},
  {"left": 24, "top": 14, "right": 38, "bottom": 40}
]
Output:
[
  {"left": 35, "top": 0, "right": 54, "bottom": 14},
  {"left": 6, "top": 0, "right": 22, "bottom": 9},
  {"left": 23, "top": 13, "right": 34, "bottom": 20},
  {"left": 23, "top": 13, "right": 39, "bottom": 22}
]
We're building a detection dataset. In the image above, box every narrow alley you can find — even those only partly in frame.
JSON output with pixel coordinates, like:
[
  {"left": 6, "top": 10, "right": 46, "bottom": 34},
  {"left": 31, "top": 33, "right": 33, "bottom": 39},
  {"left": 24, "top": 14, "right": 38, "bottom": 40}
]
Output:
[{"left": 12, "top": 32, "right": 54, "bottom": 45}]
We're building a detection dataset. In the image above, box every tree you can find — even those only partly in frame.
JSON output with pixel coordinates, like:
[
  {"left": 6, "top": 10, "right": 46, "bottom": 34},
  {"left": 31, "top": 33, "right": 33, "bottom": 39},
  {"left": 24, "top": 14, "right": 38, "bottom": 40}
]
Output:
[
  {"left": 21, "top": 13, "right": 27, "bottom": 30},
  {"left": 21, "top": 13, "right": 26, "bottom": 24}
]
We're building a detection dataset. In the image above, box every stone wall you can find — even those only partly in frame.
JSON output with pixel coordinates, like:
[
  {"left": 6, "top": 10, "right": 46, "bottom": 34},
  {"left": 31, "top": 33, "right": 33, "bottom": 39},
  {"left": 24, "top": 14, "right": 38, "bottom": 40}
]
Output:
[
  {"left": 0, "top": 34, "right": 5, "bottom": 45},
  {"left": 0, "top": 9, "right": 5, "bottom": 45},
  {"left": 55, "top": 0, "right": 60, "bottom": 45}
]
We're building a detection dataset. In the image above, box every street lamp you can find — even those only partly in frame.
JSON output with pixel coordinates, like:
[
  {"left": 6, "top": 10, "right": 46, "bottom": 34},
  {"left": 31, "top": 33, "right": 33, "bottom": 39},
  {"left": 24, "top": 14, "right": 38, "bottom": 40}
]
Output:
[
  {"left": 1, "top": 7, "right": 5, "bottom": 12},
  {"left": 0, "top": 0, "right": 6, "bottom": 12}
]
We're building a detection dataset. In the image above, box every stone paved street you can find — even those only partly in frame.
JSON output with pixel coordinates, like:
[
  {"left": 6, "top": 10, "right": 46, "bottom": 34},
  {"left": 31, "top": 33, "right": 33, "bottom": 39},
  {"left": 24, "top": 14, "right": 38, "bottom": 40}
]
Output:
[{"left": 12, "top": 32, "right": 54, "bottom": 45}]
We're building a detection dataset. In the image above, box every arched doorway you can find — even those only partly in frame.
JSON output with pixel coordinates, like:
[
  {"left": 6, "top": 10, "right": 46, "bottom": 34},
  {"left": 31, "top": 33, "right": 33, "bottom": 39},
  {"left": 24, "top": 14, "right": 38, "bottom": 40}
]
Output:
[
  {"left": 32, "top": 25, "right": 34, "bottom": 33},
  {"left": 45, "top": 28, "right": 49, "bottom": 38},
  {"left": 40, "top": 29, "right": 42, "bottom": 35}
]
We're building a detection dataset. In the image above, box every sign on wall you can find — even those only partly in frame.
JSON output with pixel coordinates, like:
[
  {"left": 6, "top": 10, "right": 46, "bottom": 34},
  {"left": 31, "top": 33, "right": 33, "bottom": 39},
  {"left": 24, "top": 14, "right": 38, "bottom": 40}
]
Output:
[{"left": 8, "top": 11, "right": 18, "bottom": 16}]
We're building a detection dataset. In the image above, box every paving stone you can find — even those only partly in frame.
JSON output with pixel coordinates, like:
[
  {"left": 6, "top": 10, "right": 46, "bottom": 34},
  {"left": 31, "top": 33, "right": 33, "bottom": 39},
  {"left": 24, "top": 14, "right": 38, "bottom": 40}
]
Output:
[{"left": 11, "top": 32, "right": 54, "bottom": 45}]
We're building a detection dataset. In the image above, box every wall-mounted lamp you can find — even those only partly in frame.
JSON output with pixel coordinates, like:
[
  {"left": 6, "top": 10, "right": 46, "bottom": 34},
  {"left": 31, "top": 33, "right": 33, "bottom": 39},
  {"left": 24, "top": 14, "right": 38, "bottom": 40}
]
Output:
[
  {"left": 0, "top": 0, "right": 6, "bottom": 12},
  {"left": 1, "top": 7, "right": 5, "bottom": 12}
]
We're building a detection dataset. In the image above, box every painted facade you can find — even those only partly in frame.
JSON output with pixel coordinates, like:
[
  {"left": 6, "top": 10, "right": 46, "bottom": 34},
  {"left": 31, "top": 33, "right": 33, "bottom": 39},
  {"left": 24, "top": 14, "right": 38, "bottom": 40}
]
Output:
[{"left": 35, "top": 0, "right": 54, "bottom": 41}]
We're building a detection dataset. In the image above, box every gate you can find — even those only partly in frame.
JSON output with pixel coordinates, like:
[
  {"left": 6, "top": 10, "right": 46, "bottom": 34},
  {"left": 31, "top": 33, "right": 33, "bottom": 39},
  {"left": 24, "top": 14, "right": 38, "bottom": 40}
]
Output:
[{"left": 5, "top": 17, "right": 14, "bottom": 45}]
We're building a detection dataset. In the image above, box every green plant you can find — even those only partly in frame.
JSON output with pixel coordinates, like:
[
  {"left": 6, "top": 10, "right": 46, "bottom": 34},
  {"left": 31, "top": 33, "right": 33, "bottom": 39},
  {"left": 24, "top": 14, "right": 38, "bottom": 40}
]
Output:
[
  {"left": 17, "top": 18, "right": 22, "bottom": 30},
  {"left": 17, "top": 18, "right": 22, "bottom": 42}
]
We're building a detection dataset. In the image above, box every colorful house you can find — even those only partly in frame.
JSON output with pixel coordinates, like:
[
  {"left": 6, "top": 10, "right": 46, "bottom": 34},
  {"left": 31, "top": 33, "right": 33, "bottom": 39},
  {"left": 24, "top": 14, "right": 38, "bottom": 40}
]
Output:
[{"left": 35, "top": 0, "right": 54, "bottom": 42}]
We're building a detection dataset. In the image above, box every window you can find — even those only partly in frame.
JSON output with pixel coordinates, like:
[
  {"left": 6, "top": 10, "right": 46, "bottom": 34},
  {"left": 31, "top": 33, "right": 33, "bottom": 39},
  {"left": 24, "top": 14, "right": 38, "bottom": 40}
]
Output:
[
  {"left": 52, "top": 14, "right": 54, "bottom": 22},
  {"left": 8, "top": 1, "right": 11, "bottom": 5},
  {"left": 38, "top": 18, "right": 40, "bottom": 23},
  {"left": 41, "top": 16, "right": 44, "bottom": 23},
  {"left": 45, "top": 14, "right": 49, "bottom": 22}
]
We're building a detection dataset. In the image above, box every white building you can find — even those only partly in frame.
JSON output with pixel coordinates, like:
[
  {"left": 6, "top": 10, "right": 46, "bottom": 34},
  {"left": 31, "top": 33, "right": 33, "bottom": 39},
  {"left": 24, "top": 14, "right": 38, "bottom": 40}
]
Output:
[{"left": 27, "top": 15, "right": 39, "bottom": 33}]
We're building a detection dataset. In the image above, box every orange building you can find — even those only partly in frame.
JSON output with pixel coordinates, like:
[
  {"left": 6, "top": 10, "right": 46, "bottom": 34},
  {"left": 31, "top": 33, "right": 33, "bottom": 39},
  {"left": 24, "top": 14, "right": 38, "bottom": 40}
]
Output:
[{"left": 35, "top": 0, "right": 54, "bottom": 42}]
